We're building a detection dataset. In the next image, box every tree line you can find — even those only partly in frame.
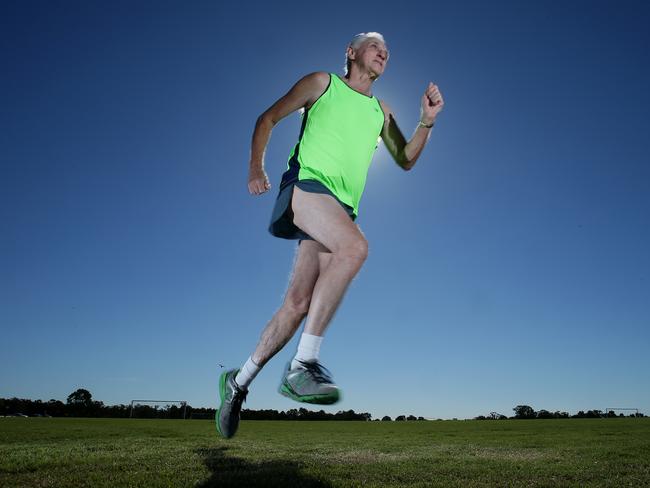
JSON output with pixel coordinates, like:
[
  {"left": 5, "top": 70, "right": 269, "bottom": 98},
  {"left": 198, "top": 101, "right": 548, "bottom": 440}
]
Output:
[
  {"left": 2, "top": 392, "right": 644, "bottom": 420},
  {"left": 0, "top": 390, "right": 377, "bottom": 421},
  {"left": 474, "top": 404, "right": 645, "bottom": 420},
  {"left": 240, "top": 408, "right": 371, "bottom": 421}
]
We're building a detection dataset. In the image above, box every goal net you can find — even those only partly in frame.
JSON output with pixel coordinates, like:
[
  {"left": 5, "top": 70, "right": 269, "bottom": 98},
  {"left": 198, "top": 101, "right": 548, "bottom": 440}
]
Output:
[
  {"left": 129, "top": 399, "right": 188, "bottom": 419},
  {"left": 605, "top": 407, "right": 640, "bottom": 418}
]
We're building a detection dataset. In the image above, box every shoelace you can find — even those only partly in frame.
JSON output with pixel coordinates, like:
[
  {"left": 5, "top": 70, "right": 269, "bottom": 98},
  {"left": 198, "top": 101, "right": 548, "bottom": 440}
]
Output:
[
  {"left": 299, "top": 360, "right": 333, "bottom": 384},
  {"left": 231, "top": 382, "right": 248, "bottom": 406}
]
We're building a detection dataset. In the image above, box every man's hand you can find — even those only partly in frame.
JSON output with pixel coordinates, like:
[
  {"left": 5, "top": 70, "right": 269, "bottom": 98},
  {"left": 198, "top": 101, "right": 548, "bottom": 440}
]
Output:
[
  {"left": 248, "top": 166, "right": 271, "bottom": 195},
  {"left": 420, "top": 82, "right": 444, "bottom": 125}
]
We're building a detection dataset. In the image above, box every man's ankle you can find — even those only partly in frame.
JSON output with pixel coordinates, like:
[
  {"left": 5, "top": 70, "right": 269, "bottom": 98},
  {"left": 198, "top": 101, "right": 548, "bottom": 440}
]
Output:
[{"left": 291, "top": 333, "right": 323, "bottom": 369}]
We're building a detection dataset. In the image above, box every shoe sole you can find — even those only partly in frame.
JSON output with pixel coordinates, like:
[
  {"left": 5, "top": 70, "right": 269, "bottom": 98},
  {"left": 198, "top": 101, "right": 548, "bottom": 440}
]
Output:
[
  {"left": 279, "top": 380, "right": 340, "bottom": 405},
  {"left": 215, "top": 370, "right": 229, "bottom": 438}
]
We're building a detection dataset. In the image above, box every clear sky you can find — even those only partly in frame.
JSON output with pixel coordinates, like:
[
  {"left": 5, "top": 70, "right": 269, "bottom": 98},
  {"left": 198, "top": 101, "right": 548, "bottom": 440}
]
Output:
[{"left": 2, "top": 0, "right": 649, "bottom": 420}]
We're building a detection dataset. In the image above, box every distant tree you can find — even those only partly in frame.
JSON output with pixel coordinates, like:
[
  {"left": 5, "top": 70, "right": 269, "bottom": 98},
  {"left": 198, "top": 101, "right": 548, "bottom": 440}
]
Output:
[
  {"left": 585, "top": 410, "right": 603, "bottom": 418},
  {"left": 66, "top": 389, "right": 93, "bottom": 417},
  {"left": 537, "top": 409, "right": 553, "bottom": 419},
  {"left": 67, "top": 389, "right": 92, "bottom": 407},
  {"left": 407, "top": 415, "right": 417, "bottom": 421},
  {"left": 417, "top": 417, "right": 425, "bottom": 421},
  {"left": 489, "top": 412, "right": 507, "bottom": 420},
  {"left": 89, "top": 400, "right": 105, "bottom": 417},
  {"left": 335, "top": 409, "right": 358, "bottom": 421},
  {"left": 381, "top": 415, "right": 392, "bottom": 421},
  {"left": 45, "top": 399, "right": 65, "bottom": 417},
  {"left": 395, "top": 415, "right": 406, "bottom": 421},
  {"left": 475, "top": 415, "right": 487, "bottom": 420},
  {"left": 513, "top": 405, "right": 536, "bottom": 419}
]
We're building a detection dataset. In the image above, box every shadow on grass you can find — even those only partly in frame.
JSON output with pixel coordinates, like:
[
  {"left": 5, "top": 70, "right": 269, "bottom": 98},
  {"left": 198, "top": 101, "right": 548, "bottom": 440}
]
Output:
[{"left": 196, "top": 447, "right": 332, "bottom": 488}]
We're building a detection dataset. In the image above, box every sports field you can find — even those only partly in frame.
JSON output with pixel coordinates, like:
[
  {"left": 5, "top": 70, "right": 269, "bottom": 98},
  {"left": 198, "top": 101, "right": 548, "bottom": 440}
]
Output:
[{"left": 1, "top": 417, "right": 649, "bottom": 487}]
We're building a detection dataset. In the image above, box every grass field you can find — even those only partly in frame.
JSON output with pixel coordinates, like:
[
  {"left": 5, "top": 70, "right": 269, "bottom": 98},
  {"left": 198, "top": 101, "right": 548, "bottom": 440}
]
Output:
[{"left": 1, "top": 417, "right": 649, "bottom": 487}]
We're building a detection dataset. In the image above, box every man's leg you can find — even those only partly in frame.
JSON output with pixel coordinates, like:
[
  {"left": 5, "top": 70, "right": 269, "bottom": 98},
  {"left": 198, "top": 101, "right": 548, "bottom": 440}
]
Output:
[
  {"left": 289, "top": 250, "right": 332, "bottom": 369},
  {"left": 216, "top": 239, "right": 327, "bottom": 438},
  {"left": 250, "top": 239, "right": 329, "bottom": 367},
  {"left": 291, "top": 186, "right": 368, "bottom": 336},
  {"left": 278, "top": 187, "right": 368, "bottom": 404}
]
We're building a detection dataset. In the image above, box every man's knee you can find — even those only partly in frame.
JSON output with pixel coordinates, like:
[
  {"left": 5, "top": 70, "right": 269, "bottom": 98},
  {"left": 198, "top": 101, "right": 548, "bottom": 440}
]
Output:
[{"left": 337, "top": 236, "right": 368, "bottom": 265}]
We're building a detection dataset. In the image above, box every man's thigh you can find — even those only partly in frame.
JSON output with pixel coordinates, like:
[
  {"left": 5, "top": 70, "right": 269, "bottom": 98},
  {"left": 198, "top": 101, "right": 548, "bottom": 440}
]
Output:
[{"left": 291, "top": 186, "right": 365, "bottom": 254}]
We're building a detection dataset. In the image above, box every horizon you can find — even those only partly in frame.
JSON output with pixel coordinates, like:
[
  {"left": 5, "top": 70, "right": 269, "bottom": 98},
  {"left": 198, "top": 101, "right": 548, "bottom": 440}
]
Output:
[{"left": 2, "top": 391, "right": 646, "bottom": 422}]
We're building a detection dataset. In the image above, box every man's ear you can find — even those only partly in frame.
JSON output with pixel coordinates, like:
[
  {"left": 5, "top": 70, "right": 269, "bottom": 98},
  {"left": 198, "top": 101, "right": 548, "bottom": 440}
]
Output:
[{"left": 346, "top": 46, "right": 355, "bottom": 61}]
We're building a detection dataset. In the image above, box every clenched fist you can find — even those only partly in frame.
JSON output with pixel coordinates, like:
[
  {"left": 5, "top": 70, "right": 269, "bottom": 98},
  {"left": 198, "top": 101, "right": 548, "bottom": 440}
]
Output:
[
  {"left": 248, "top": 166, "right": 271, "bottom": 195},
  {"left": 420, "top": 82, "right": 444, "bottom": 125}
]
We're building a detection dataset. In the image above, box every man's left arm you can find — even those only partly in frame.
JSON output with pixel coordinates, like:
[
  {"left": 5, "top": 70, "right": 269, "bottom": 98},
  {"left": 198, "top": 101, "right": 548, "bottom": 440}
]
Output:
[{"left": 380, "top": 82, "right": 444, "bottom": 171}]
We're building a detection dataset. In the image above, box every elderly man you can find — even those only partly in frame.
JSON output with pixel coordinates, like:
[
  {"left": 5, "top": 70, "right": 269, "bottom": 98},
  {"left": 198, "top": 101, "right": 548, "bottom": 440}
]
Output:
[{"left": 216, "top": 32, "right": 444, "bottom": 438}]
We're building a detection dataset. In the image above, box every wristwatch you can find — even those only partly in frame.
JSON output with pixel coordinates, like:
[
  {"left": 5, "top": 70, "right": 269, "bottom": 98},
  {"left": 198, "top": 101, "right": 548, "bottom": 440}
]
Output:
[{"left": 418, "top": 120, "right": 434, "bottom": 129}]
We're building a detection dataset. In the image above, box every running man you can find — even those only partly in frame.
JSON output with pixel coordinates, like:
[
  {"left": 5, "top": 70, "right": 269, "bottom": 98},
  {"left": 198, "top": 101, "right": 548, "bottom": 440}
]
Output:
[{"left": 217, "top": 32, "right": 444, "bottom": 438}]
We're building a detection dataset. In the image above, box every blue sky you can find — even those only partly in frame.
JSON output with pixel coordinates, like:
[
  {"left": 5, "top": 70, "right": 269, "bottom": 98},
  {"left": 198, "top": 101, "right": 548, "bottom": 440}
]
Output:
[{"left": 1, "top": 0, "right": 649, "bottom": 420}]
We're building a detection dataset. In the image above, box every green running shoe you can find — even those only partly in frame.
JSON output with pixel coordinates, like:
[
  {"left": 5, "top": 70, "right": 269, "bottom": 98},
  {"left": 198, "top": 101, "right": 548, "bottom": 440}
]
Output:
[
  {"left": 216, "top": 369, "right": 247, "bottom": 439},
  {"left": 279, "top": 360, "right": 341, "bottom": 405}
]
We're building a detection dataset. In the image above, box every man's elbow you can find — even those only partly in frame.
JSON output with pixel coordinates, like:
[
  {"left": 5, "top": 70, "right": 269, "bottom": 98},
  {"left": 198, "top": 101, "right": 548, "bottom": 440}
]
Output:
[
  {"left": 397, "top": 150, "right": 415, "bottom": 171},
  {"left": 401, "top": 161, "right": 415, "bottom": 171},
  {"left": 257, "top": 112, "right": 277, "bottom": 127}
]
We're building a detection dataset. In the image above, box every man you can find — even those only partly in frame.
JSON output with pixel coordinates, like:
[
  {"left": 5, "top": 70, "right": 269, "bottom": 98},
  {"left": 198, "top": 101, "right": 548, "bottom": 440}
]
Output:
[{"left": 216, "top": 32, "right": 444, "bottom": 438}]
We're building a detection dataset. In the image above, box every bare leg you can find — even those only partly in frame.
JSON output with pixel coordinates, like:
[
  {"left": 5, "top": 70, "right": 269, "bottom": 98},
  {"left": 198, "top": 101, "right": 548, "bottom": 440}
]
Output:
[
  {"left": 251, "top": 239, "right": 329, "bottom": 366},
  {"left": 291, "top": 186, "right": 368, "bottom": 337}
]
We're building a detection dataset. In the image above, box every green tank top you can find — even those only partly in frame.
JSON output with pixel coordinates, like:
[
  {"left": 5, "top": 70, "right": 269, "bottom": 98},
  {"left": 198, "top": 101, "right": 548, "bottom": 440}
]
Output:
[{"left": 283, "top": 73, "right": 385, "bottom": 216}]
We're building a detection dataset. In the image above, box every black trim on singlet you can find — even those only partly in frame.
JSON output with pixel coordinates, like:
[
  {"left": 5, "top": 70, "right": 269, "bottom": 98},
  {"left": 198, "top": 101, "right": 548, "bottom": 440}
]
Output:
[
  {"left": 279, "top": 73, "right": 332, "bottom": 191},
  {"left": 279, "top": 117, "right": 307, "bottom": 191},
  {"left": 307, "top": 73, "right": 332, "bottom": 110},
  {"left": 376, "top": 98, "right": 386, "bottom": 134},
  {"left": 335, "top": 73, "right": 374, "bottom": 99}
]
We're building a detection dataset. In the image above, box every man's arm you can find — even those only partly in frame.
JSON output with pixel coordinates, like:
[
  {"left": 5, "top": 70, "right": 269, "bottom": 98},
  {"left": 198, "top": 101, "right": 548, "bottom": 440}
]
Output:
[
  {"left": 379, "top": 82, "right": 444, "bottom": 171},
  {"left": 248, "top": 72, "right": 330, "bottom": 195}
]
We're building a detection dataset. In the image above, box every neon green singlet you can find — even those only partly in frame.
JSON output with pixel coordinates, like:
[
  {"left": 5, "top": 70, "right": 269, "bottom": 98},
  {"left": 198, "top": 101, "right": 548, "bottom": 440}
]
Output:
[{"left": 283, "top": 73, "right": 385, "bottom": 216}]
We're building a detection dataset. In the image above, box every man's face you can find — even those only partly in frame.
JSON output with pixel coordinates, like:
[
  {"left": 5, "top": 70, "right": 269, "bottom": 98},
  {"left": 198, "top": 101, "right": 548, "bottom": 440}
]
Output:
[{"left": 353, "top": 38, "right": 390, "bottom": 76}]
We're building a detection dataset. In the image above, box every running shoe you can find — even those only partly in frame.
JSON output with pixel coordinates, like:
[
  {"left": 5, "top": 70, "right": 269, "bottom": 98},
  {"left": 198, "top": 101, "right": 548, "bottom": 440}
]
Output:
[
  {"left": 279, "top": 360, "right": 341, "bottom": 404},
  {"left": 216, "top": 369, "right": 247, "bottom": 438}
]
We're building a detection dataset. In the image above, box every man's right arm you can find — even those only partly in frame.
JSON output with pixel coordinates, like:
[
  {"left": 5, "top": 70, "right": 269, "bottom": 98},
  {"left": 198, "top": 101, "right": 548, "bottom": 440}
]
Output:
[{"left": 248, "top": 72, "right": 330, "bottom": 195}]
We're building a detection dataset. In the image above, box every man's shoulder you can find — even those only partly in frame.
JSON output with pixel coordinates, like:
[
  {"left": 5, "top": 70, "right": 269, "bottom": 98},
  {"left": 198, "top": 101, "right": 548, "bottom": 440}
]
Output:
[
  {"left": 301, "top": 71, "right": 331, "bottom": 88},
  {"left": 378, "top": 99, "right": 393, "bottom": 118},
  {"left": 305, "top": 71, "right": 331, "bottom": 79},
  {"left": 297, "top": 72, "right": 332, "bottom": 107}
]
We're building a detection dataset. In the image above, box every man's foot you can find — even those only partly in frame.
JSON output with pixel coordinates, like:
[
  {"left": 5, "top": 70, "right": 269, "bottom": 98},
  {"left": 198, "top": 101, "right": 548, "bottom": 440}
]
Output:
[
  {"left": 216, "top": 369, "right": 247, "bottom": 438},
  {"left": 279, "top": 360, "right": 341, "bottom": 405}
]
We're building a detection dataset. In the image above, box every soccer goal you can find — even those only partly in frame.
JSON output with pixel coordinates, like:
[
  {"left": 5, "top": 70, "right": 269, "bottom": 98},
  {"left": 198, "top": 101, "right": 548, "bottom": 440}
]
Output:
[
  {"left": 129, "top": 399, "right": 188, "bottom": 419},
  {"left": 605, "top": 407, "right": 640, "bottom": 418}
]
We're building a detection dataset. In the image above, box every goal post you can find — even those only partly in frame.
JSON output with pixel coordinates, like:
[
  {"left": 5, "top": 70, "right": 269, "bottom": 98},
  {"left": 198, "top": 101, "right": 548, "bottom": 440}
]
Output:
[
  {"left": 129, "top": 399, "right": 188, "bottom": 419},
  {"left": 605, "top": 407, "right": 639, "bottom": 418}
]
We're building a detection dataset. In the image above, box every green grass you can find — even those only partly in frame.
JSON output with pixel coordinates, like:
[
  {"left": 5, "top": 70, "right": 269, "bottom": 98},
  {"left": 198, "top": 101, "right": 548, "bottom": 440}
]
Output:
[{"left": 1, "top": 417, "right": 649, "bottom": 487}]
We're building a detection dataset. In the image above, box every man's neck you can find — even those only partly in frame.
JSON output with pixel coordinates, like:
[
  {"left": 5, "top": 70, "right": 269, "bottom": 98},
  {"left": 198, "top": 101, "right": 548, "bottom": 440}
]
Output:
[{"left": 343, "top": 69, "right": 377, "bottom": 96}]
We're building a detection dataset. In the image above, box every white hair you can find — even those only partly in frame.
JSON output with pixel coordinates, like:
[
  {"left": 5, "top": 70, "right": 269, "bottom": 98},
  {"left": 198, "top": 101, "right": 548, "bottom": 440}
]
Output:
[{"left": 344, "top": 32, "right": 387, "bottom": 76}]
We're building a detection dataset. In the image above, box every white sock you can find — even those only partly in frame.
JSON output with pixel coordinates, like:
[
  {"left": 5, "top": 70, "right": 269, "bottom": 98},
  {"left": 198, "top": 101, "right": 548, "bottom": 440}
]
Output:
[
  {"left": 291, "top": 333, "right": 323, "bottom": 369},
  {"left": 234, "top": 357, "right": 261, "bottom": 390}
]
